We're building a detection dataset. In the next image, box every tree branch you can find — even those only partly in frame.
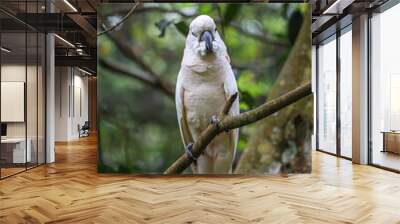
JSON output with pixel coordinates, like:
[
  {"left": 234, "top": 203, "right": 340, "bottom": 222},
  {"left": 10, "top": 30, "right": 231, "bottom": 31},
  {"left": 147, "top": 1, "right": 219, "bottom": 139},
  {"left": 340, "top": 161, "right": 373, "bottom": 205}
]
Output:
[
  {"left": 99, "top": 5, "right": 163, "bottom": 81},
  {"left": 100, "top": 59, "right": 175, "bottom": 98},
  {"left": 101, "top": 6, "right": 195, "bottom": 18},
  {"left": 103, "top": 32, "right": 177, "bottom": 99},
  {"left": 136, "top": 6, "right": 195, "bottom": 17},
  {"left": 230, "top": 23, "right": 288, "bottom": 48},
  {"left": 105, "top": 32, "right": 162, "bottom": 80},
  {"left": 164, "top": 82, "right": 312, "bottom": 174},
  {"left": 97, "top": 0, "right": 141, "bottom": 36}
]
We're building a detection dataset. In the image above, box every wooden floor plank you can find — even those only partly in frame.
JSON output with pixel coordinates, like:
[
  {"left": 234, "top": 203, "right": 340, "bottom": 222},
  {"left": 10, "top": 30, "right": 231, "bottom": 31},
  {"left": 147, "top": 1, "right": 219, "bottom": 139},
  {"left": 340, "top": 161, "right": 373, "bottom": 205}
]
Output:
[{"left": 0, "top": 135, "right": 400, "bottom": 223}]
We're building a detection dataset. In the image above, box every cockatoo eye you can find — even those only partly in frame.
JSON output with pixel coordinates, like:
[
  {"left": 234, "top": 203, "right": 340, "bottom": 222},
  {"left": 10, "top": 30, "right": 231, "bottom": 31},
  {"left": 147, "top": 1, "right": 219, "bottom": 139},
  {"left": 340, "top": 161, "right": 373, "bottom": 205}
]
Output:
[{"left": 191, "top": 31, "right": 197, "bottom": 37}]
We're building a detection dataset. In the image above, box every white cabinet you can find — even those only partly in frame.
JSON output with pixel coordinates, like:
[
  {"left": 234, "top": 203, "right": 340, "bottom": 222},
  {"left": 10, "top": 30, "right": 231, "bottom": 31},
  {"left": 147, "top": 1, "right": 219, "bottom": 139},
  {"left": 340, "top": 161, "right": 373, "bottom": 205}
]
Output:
[{"left": 1, "top": 138, "right": 32, "bottom": 163}]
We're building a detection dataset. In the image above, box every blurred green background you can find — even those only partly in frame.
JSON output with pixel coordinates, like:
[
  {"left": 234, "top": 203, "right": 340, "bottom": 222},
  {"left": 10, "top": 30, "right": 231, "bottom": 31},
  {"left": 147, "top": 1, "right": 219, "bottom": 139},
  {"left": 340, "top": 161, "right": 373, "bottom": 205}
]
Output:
[{"left": 97, "top": 3, "right": 309, "bottom": 174}]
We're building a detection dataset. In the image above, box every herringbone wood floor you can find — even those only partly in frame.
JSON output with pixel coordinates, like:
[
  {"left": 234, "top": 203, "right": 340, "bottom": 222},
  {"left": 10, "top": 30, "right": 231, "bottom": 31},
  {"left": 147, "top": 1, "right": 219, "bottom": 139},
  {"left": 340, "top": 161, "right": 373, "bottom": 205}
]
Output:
[{"left": 1, "top": 135, "right": 400, "bottom": 224}]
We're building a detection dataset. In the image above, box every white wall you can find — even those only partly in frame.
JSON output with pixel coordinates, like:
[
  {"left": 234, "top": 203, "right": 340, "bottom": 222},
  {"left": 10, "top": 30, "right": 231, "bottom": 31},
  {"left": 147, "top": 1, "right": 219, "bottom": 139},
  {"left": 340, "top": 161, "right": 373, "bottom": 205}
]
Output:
[
  {"left": 1, "top": 65, "right": 36, "bottom": 138},
  {"left": 1, "top": 65, "right": 26, "bottom": 136},
  {"left": 72, "top": 73, "right": 89, "bottom": 138},
  {"left": 1, "top": 65, "right": 26, "bottom": 144},
  {"left": 55, "top": 67, "right": 89, "bottom": 141},
  {"left": 55, "top": 66, "right": 70, "bottom": 141},
  {"left": 1, "top": 63, "right": 46, "bottom": 164}
]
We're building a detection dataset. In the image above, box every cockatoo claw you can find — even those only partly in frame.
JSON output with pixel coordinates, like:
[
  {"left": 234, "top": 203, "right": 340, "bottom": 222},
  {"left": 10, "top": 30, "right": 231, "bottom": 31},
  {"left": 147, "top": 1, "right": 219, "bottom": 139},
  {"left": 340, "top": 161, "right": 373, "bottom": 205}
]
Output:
[
  {"left": 185, "top": 143, "right": 197, "bottom": 161},
  {"left": 210, "top": 115, "right": 229, "bottom": 132},
  {"left": 210, "top": 115, "right": 219, "bottom": 125}
]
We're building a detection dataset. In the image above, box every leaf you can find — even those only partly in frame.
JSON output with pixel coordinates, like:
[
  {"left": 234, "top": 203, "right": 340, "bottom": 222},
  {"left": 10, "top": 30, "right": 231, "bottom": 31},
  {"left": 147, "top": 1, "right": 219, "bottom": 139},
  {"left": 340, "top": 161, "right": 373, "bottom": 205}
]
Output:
[
  {"left": 238, "top": 91, "right": 255, "bottom": 109},
  {"left": 199, "top": 4, "right": 213, "bottom": 14},
  {"left": 223, "top": 4, "right": 242, "bottom": 26},
  {"left": 174, "top": 21, "right": 189, "bottom": 36},
  {"left": 155, "top": 19, "right": 173, "bottom": 38},
  {"left": 288, "top": 10, "right": 303, "bottom": 44},
  {"left": 262, "top": 16, "right": 286, "bottom": 36},
  {"left": 240, "top": 102, "right": 250, "bottom": 111},
  {"left": 237, "top": 71, "right": 269, "bottom": 98}
]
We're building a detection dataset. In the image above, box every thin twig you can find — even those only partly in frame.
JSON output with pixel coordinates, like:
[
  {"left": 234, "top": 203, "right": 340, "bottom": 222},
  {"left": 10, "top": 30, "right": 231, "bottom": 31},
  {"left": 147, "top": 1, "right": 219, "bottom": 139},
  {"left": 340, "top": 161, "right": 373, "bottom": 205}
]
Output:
[
  {"left": 101, "top": 6, "right": 194, "bottom": 18},
  {"left": 164, "top": 82, "right": 312, "bottom": 174},
  {"left": 100, "top": 59, "right": 175, "bottom": 98},
  {"left": 230, "top": 23, "right": 288, "bottom": 47},
  {"left": 105, "top": 32, "right": 161, "bottom": 79},
  {"left": 97, "top": 0, "right": 141, "bottom": 36}
]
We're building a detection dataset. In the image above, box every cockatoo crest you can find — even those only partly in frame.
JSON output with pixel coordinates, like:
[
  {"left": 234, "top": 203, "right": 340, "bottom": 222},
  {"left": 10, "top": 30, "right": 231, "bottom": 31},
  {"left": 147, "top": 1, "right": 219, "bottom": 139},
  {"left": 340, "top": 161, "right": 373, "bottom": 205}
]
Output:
[
  {"left": 182, "top": 15, "right": 230, "bottom": 74},
  {"left": 185, "top": 15, "right": 226, "bottom": 58}
]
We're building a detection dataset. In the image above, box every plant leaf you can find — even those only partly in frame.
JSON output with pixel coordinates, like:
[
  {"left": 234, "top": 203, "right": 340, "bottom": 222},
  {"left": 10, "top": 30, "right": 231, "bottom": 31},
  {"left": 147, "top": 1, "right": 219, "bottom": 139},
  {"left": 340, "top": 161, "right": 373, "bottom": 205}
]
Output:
[
  {"left": 288, "top": 10, "right": 303, "bottom": 44},
  {"left": 174, "top": 21, "right": 189, "bottom": 36},
  {"left": 223, "top": 4, "right": 242, "bottom": 26},
  {"left": 155, "top": 19, "right": 172, "bottom": 38}
]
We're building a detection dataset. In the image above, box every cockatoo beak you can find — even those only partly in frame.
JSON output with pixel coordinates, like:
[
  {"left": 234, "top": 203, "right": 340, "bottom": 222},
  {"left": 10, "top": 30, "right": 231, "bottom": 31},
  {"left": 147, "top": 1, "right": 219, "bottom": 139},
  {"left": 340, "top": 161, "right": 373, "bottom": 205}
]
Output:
[{"left": 200, "top": 30, "right": 214, "bottom": 54}]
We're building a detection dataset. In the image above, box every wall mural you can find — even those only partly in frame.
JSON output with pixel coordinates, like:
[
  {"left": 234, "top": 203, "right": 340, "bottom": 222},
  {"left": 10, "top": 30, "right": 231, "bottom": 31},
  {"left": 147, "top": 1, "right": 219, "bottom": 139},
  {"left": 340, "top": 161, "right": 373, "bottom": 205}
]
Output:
[{"left": 97, "top": 2, "right": 312, "bottom": 175}]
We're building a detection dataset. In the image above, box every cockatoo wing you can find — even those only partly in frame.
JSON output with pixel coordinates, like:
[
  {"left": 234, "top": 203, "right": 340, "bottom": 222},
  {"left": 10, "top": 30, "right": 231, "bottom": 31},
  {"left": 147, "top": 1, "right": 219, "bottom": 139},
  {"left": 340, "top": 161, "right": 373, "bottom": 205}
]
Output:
[
  {"left": 175, "top": 70, "right": 193, "bottom": 149},
  {"left": 224, "top": 64, "right": 240, "bottom": 160}
]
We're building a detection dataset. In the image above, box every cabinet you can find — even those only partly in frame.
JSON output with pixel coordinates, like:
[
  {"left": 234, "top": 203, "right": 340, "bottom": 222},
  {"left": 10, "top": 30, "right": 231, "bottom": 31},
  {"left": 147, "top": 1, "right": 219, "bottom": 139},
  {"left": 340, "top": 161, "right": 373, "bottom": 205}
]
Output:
[{"left": 382, "top": 132, "right": 400, "bottom": 154}]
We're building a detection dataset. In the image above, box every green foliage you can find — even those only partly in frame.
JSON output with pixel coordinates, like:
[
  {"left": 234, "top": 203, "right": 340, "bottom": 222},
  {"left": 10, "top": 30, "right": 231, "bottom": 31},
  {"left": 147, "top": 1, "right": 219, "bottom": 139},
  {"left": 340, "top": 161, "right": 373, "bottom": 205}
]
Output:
[
  {"left": 288, "top": 10, "right": 304, "bottom": 44},
  {"left": 262, "top": 16, "right": 287, "bottom": 37},
  {"left": 174, "top": 21, "right": 189, "bottom": 36},
  {"left": 198, "top": 4, "right": 213, "bottom": 14},
  {"left": 155, "top": 19, "right": 173, "bottom": 37},
  {"left": 223, "top": 4, "right": 242, "bottom": 26},
  {"left": 238, "top": 71, "right": 270, "bottom": 110},
  {"left": 98, "top": 70, "right": 185, "bottom": 173}
]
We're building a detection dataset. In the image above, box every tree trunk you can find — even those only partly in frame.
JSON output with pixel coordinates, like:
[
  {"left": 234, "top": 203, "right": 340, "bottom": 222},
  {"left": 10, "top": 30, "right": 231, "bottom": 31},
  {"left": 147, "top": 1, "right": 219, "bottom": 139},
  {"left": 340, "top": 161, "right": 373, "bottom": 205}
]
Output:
[{"left": 235, "top": 8, "right": 312, "bottom": 174}]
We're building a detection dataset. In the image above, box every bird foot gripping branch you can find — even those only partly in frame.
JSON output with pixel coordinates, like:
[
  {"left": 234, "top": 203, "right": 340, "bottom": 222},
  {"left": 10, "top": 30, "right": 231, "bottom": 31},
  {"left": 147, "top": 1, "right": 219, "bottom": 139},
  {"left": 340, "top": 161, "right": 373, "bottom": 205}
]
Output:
[
  {"left": 185, "top": 143, "right": 197, "bottom": 161},
  {"left": 210, "top": 92, "right": 238, "bottom": 133},
  {"left": 210, "top": 115, "right": 229, "bottom": 132}
]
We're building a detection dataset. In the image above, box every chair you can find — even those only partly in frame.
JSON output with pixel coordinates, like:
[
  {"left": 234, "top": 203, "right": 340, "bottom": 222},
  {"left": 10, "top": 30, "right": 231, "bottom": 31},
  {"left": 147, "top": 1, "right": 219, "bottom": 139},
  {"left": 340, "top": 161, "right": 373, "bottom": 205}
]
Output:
[{"left": 78, "top": 121, "right": 90, "bottom": 138}]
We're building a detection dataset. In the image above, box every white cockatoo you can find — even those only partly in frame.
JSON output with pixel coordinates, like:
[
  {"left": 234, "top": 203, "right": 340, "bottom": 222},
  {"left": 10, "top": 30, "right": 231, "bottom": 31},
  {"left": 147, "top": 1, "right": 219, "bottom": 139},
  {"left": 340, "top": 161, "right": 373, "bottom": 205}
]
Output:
[{"left": 175, "top": 15, "right": 239, "bottom": 174}]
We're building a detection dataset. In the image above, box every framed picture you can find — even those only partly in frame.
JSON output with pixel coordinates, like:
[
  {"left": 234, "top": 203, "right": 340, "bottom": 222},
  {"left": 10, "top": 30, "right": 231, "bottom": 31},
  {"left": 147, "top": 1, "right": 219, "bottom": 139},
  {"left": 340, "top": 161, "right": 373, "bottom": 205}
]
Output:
[{"left": 98, "top": 2, "right": 312, "bottom": 175}]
